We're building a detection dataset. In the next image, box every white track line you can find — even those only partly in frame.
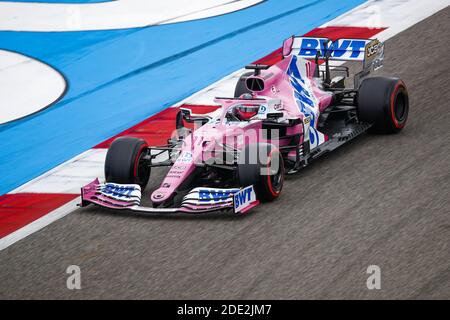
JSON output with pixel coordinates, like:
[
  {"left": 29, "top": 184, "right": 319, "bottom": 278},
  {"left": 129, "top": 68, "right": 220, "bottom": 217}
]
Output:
[
  {"left": 0, "top": 197, "right": 80, "bottom": 251},
  {"left": 0, "top": 0, "right": 263, "bottom": 31},
  {"left": 11, "top": 149, "right": 107, "bottom": 194},
  {"left": 321, "top": 0, "right": 450, "bottom": 40}
]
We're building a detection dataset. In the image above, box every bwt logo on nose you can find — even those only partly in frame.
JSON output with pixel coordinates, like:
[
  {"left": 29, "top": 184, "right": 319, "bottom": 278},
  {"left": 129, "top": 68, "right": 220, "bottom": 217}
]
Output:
[{"left": 299, "top": 38, "right": 367, "bottom": 60}]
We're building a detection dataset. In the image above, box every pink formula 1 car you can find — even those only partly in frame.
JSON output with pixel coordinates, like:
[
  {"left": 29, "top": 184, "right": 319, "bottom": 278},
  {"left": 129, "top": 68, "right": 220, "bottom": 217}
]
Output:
[{"left": 81, "top": 36, "right": 409, "bottom": 214}]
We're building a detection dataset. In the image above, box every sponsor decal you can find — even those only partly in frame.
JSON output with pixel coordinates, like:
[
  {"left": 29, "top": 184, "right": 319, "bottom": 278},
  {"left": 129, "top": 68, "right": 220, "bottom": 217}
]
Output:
[
  {"left": 166, "top": 174, "right": 182, "bottom": 179},
  {"left": 183, "top": 187, "right": 240, "bottom": 205},
  {"left": 365, "top": 39, "right": 382, "bottom": 58},
  {"left": 101, "top": 183, "right": 140, "bottom": 198},
  {"left": 168, "top": 170, "right": 184, "bottom": 175},
  {"left": 364, "top": 39, "right": 384, "bottom": 70},
  {"left": 287, "top": 56, "right": 319, "bottom": 145},
  {"left": 303, "top": 116, "right": 311, "bottom": 125},
  {"left": 233, "top": 185, "right": 257, "bottom": 213},
  {"left": 271, "top": 85, "right": 278, "bottom": 94},
  {"left": 258, "top": 105, "right": 267, "bottom": 114},
  {"left": 97, "top": 183, "right": 141, "bottom": 204},
  {"left": 273, "top": 102, "right": 282, "bottom": 110},
  {"left": 269, "top": 99, "right": 283, "bottom": 111},
  {"left": 297, "top": 37, "right": 369, "bottom": 61},
  {"left": 176, "top": 151, "right": 193, "bottom": 163},
  {"left": 198, "top": 189, "right": 236, "bottom": 202}
]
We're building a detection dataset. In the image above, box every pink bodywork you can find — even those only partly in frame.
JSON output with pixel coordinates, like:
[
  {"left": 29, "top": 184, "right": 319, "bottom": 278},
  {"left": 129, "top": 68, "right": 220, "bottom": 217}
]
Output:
[{"left": 150, "top": 55, "right": 333, "bottom": 205}]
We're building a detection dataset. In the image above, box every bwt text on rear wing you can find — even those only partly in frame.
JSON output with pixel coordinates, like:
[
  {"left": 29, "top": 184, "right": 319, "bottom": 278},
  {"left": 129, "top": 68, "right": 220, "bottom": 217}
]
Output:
[{"left": 282, "top": 36, "right": 384, "bottom": 87}]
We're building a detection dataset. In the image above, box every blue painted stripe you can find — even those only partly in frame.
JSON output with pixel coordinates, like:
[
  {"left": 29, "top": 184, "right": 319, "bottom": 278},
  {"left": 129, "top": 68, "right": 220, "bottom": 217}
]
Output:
[{"left": 0, "top": 0, "right": 365, "bottom": 195}]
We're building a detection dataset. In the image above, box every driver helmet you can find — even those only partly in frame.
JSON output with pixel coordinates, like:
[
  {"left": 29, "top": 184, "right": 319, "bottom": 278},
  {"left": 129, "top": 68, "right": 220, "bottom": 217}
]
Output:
[
  {"left": 234, "top": 104, "right": 260, "bottom": 121},
  {"left": 239, "top": 93, "right": 253, "bottom": 99}
]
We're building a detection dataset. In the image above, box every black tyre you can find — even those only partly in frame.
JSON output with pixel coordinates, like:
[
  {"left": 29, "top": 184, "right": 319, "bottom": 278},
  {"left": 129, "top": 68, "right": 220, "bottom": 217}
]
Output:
[
  {"left": 105, "top": 137, "right": 151, "bottom": 189},
  {"left": 357, "top": 76, "right": 409, "bottom": 133},
  {"left": 234, "top": 72, "right": 253, "bottom": 98},
  {"left": 238, "top": 143, "right": 284, "bottom": 202}
]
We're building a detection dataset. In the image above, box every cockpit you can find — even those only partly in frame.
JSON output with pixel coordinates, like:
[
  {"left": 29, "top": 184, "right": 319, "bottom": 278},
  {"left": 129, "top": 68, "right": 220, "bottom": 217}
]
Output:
[{"left": 226, "top": 103, "right": 263, "bottom": 122}]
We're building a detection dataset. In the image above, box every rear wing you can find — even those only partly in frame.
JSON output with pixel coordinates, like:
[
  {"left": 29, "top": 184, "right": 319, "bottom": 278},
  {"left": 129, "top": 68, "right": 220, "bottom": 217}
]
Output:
[{"left": 282, "top": 36, "right": 384, "bottom": 86}]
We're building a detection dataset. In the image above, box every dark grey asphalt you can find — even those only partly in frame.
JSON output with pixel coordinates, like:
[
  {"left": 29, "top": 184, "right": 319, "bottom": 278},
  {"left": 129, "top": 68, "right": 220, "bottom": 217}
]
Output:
[{"left": 1, "top": 7, "right": 449, "bottom": 299}]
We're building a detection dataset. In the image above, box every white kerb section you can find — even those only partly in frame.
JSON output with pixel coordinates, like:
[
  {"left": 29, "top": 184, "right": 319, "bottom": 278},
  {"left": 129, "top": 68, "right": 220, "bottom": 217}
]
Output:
[
  {"left": 10, "top": 147, "right": 170, "bottom": 194},
  {"left": 0, "top": 50, "right": 66, "bottom": 125},
  {"left": 321, "top": 0, "right": 450, "bottom": 41},
  {"left": 11, "top": 149, "right": 107, "bottom": 194}
]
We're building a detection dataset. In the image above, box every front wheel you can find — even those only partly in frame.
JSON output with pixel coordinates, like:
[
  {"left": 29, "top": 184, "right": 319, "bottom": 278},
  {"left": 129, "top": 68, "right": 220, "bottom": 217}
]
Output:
[
  {"left": 104, "top": 137, "right": 151, "bottom": 189},
  {"left": 238, "top": 143, "right": 284, "bottom": 202},
  {"left": 357, "top": 76, "right": 409, "bottom": 133}
]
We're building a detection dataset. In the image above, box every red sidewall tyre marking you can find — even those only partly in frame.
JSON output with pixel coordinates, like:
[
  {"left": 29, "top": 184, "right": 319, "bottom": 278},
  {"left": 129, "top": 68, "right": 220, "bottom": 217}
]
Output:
[
  {"left": 390, "top": 81, "right": 407, "bottom": 129},
  {"left": 266, "top": 149, "right": 284, "bottom": 198},
  {"left": 133, "top": 144, "right": 148, "bottom": 179}
]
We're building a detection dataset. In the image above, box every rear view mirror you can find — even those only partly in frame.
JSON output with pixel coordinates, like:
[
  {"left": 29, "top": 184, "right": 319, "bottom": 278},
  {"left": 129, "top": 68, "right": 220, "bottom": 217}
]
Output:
[
  {"left": 176, "top": 109, "right": 190, "bottom": 129},
  {"left": 180, "top": 107, "right": 192, "bottom": 120},
  {"left": 178, "top": 107, "right": 210, "bottom": 125}
]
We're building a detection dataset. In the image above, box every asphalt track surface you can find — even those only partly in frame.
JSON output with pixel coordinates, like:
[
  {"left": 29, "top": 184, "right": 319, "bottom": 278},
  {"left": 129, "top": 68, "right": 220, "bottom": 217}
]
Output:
[{"left": 1, "top": 7, "right": 449, "bottom": 299}]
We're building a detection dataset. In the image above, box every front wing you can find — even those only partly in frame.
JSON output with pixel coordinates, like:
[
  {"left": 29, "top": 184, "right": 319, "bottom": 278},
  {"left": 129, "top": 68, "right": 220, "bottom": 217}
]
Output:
[{"left": 80, "top": 179, "right": 259, "bottom": 214}]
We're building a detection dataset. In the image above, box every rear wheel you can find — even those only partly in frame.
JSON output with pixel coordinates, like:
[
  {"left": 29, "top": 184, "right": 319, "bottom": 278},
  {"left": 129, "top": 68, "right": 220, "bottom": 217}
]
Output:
[
  {"left": 105, "top": 137, "right": 151, "bottom": 189},
  {"left": 357, "top": 76, "right": 409, "bottom": 133},
  {"left": 238, "top": 143, "right": 284, "bottom": 202}
]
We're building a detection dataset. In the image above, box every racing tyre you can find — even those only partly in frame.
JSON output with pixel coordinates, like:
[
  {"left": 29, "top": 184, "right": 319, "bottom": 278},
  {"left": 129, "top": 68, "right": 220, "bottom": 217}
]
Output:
[
  {"left": 357, "top": 76, "right": 409, "bottom": 133},
  {"left": 234, "top": 72, "right": 253, "bottom": 98},
  {"left": 105, "top": 137, "right": 151, "bottom": 189},
  {"left": 238, "top": 143, "right": 284, "bottom": 202}
]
